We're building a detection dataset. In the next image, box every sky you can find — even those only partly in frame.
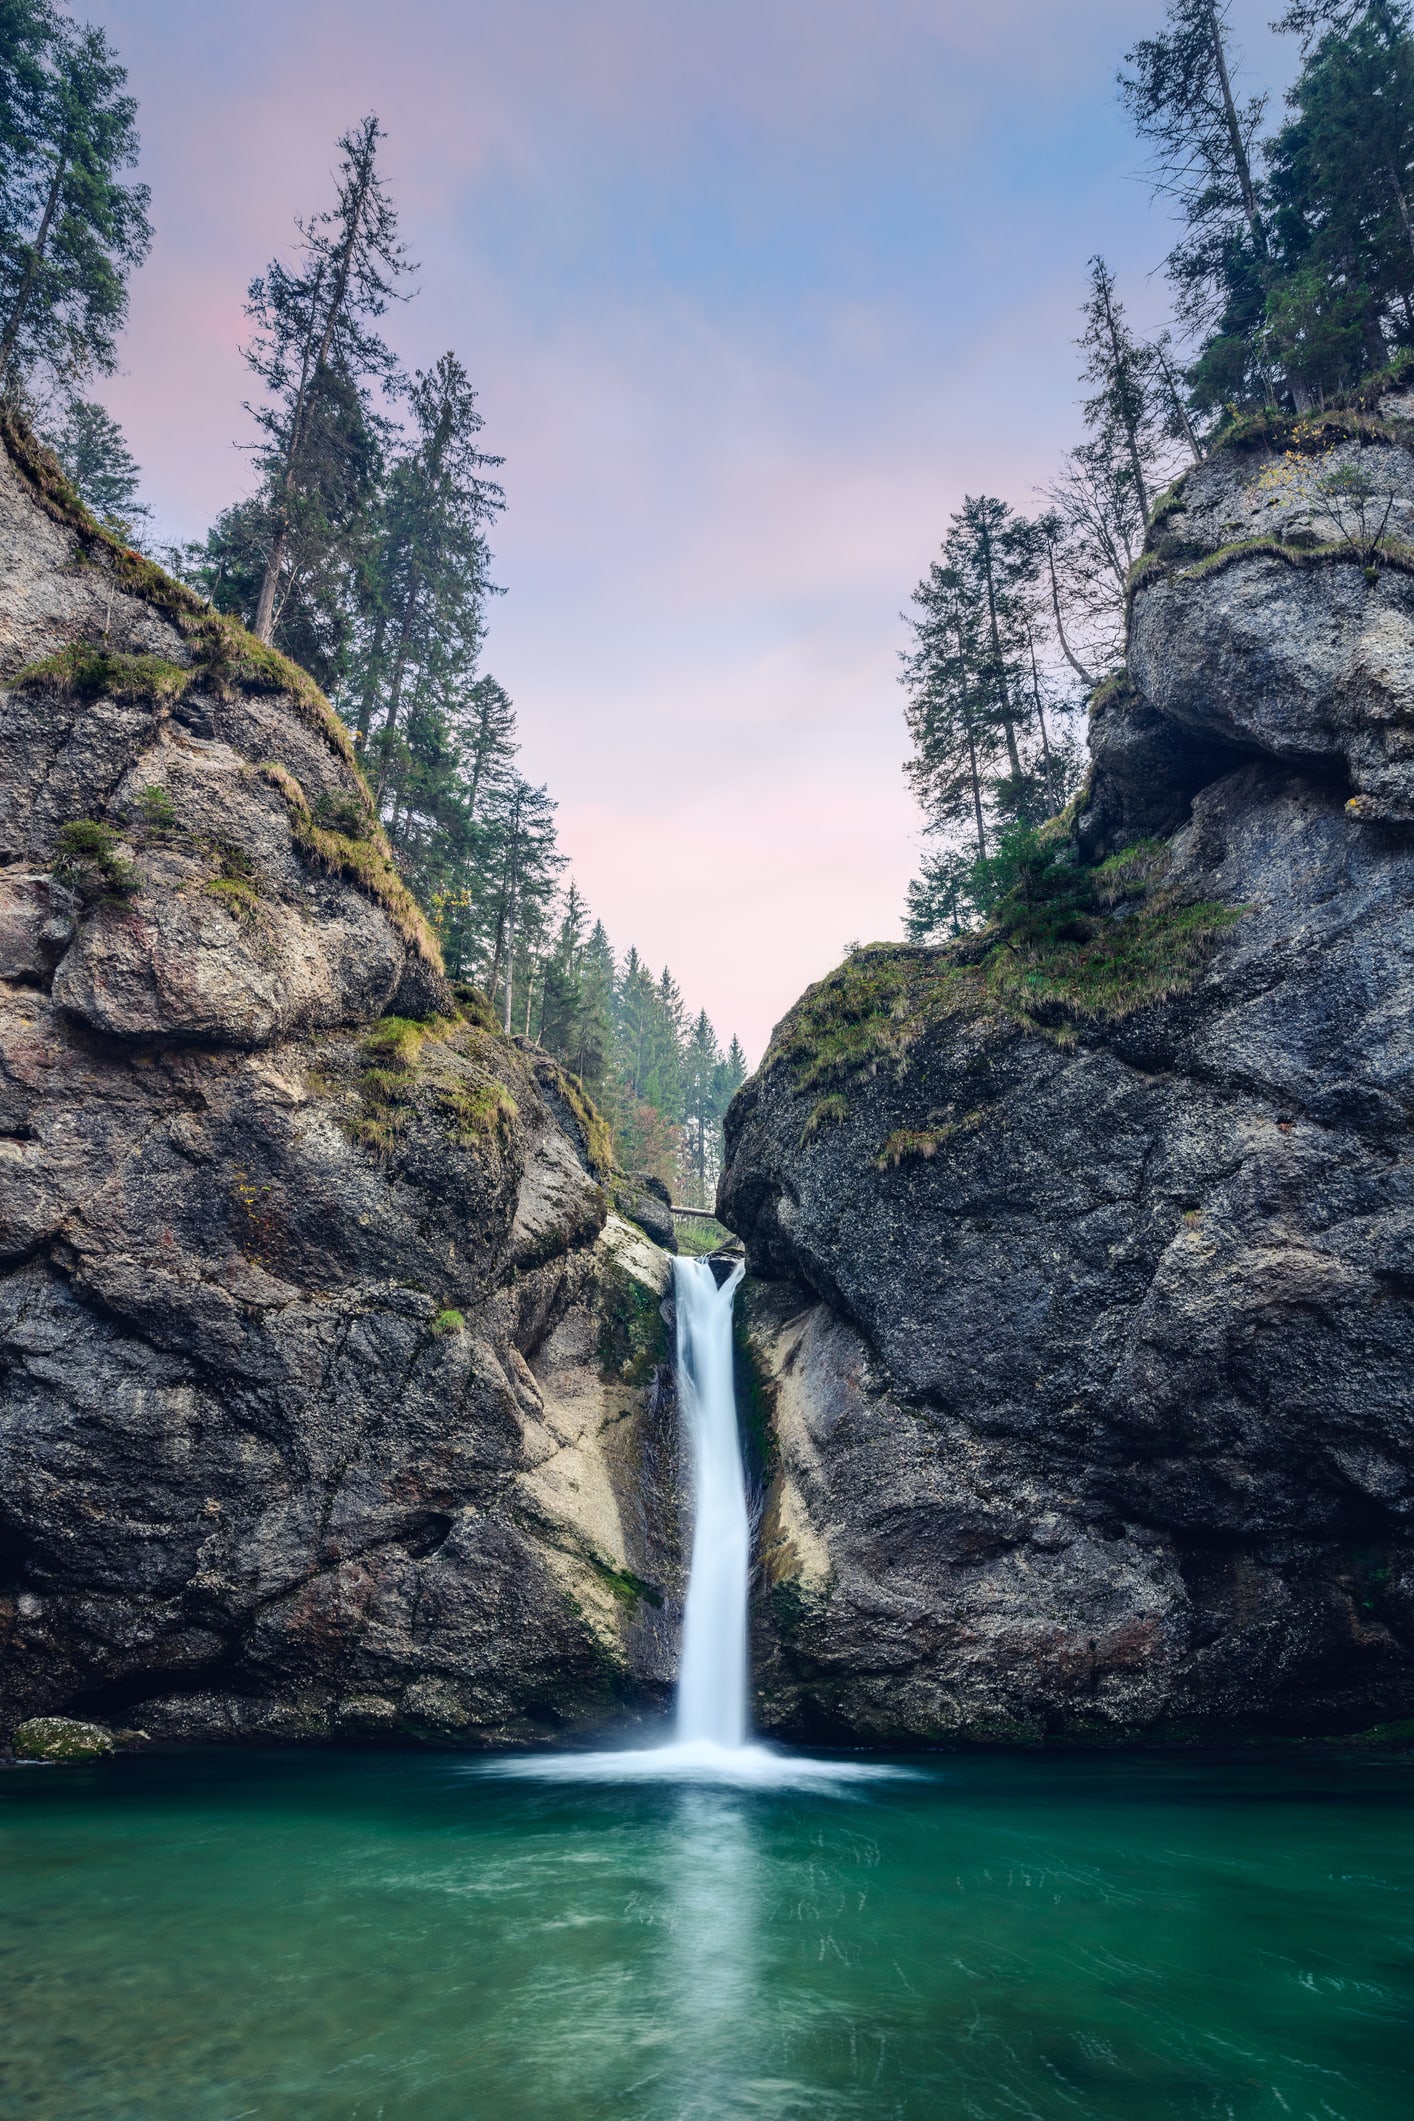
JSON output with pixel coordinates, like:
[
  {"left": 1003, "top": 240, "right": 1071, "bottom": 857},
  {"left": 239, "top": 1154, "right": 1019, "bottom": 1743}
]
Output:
[{"left": 89, "top": 0, "right": 1293, "bottom": 1060}]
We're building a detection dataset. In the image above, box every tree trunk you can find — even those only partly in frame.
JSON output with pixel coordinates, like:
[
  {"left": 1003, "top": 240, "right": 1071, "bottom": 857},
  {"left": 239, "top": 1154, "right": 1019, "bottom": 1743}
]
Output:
[
  {"left": 1045, "top": 541, "right": 1095, "bottom": 688},
  {"left": 380, "top": 572, "right": 422, "bottom": 737},
  {"left": 977, "top": 521, "right": 1023, "bottom": 778},
  {"left": 1097, "top": 274, "right": 1151, "bottom": 522},
  {"left": 954, "top": 622, "right": 987, "bottom": 860},
  {"left": 1204, "top": 0, "right": 1266, "bottom": 259},
  {"left": 354, "top": 609, "right": 388, "bottom": 742},
  {"left": 375, "top": 389, "right": 455, "bottom": 754},
  {"left": 1388, "top": 161, "right": 1414, "bottom": 276},
  {"left": 0, "top": 145, "right": 68, "bottom": 386},
  {"left": 1154, "top": 342, "right": 1205, "bottom": 463},
  {"left": 1028, "top": 633, "right": 1057, "bottom": 813}
]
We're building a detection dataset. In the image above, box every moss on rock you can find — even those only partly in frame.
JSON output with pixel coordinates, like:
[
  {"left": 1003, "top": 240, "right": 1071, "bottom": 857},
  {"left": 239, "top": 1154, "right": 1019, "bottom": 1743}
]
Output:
[
  {"left": 14, "top": 1716, "right": 114, "bottom": 1762},
  {"left": 596, "top": 1258, "right": 668, "bottom": 1385}
]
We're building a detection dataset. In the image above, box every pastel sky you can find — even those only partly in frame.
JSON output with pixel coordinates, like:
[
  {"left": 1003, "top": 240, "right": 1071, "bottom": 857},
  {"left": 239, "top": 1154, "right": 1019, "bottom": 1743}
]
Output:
[{"left": 90, "top": 0, "right": 1291, "bottom": 1059}]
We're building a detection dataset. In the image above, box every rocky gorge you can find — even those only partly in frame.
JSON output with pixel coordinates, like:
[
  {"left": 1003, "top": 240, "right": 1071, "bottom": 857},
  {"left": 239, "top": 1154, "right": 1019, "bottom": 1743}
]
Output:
[
  {"left": 722, "top": 383, "right": 1414, "bottom": 1746},
  {"left": 0, "top": 416, "right": 686, "bottom": 1753},
  {"left": 4, "top": 375, "right": 1414, "bottom": 1762}
]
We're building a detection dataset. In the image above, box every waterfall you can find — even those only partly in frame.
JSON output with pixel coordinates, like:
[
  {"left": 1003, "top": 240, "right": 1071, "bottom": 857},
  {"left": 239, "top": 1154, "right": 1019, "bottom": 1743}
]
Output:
[
  {"left": 673, "top": 1256, "right": 749, "bottom": 1749},
  {"left": 490, "top": 1245, "right": 897, "bottom": 1787}
]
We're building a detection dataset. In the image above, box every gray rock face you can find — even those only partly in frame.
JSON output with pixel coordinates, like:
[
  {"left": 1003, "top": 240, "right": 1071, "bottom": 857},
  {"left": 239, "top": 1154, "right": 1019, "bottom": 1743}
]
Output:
[
  {"left": 722, "top": 415, "right": 1414, "bottom": 1746},
  {"left": 0, "top": 423, "right": 684, "bottom": 1748}
]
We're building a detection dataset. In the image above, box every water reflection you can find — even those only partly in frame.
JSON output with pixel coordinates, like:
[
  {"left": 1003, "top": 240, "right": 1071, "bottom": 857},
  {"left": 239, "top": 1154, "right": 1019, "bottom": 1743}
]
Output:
[{"left": 657, "top": 1789, "right": 762, "bottom": 2118}]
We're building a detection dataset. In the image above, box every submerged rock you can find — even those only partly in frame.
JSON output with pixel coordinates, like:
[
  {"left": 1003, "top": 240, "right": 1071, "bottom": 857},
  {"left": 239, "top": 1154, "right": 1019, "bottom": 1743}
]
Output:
[
  {"left": 13, "top": 1716, "right": 114, "bottom": 1762},
  {"left": 723, "top": 391, "right": 1414, "bottom": 1746},
  {"left": 0, "top": 418, "right": 686, "bottom": 1751}
]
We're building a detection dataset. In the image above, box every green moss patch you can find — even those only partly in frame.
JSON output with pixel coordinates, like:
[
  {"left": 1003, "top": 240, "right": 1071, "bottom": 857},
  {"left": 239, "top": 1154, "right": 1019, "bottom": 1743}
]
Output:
[
  {"left": 767, "top": 838, "right": 1241, "bottom": 1123},
  {"left": 533, "top": 1054, "right": 616, "bottom": 1175},
  {"left": 348, "top": 1013, "right": 519, "bottom": 1158},
  {"left": 257, "top": 762, "right": 440, "bottom": 966},
  {"left": 585, "top": 1556, "right": 664, "bottom": 1610},
  {"left": 874, "top": 1114, "right": 984, "bottom": 1169},
  {"left": 733, "top": 1300, "right": 780, "bottom": 1489},
  {"left": 13, "top": 643, "right": 190, "bottom": 702},
  {"left": 13, "top": 1716, "right": 114, "bottom": 1762},
  {"left": 52, "top": 819, "right": 139, "bottom": 903},
  {"left": 597, "top": 1261, "right": 668, "bottom": 1385}
]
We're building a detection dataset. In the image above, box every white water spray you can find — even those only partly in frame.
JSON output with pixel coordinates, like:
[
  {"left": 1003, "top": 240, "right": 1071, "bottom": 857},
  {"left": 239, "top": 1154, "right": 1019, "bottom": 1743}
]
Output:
[{"left": 490, "top": 1251, "right": 901, "bottom": 1788}]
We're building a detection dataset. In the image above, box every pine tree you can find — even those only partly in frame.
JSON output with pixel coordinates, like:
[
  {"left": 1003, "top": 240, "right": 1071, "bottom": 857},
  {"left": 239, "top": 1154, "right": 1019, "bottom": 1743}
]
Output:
[
  {"left": 1078, "top": 257, "right": 1162, "bottom": 529},
  {"left": 680, "top": 1008, "right": 721, "bottom": 1207},
  {"left": 1042, "top": 266, "right": 1185, "bottom": 677},
  {"left": 538, "top": 882, "right": 591, "bottom": 1070},
  {"left": 242, "top": 115, "right": 412, "bottom": 646},
  {"left": 1264, "top": 2, "right": 1414, "bottom": 397},
  {"left": 900, "top": 560, "right": 995, "bottom": 862},
  {"left": 904, "top": 847, "right": 983, "bottom": 941},
  {"left": 949, "top": 494, "right": 1040, "bottom": 790},
  {"left": 1120, "top": 0, "right": 1286, "bottom": 408},
  {"left": 573, "top": 921, "right": 617, "bottom": 1091},
  {"left": 0, "top": 8, "right": 150, "bottom": 396},
  {"left": 355, "top": 350, "right": 503, "bottom": 761},
  {"left": 480, "top": 775, "right": 562, "bottom": 1034},
  {"left": 45, "top": 393, "right": 148, "bottom": 541}
]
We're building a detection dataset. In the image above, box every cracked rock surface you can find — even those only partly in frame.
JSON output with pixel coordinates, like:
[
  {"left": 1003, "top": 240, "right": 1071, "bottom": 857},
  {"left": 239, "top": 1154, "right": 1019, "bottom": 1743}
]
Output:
[
  {"left": 723, "top": 411, "right": 1414, "bottom": 1747},
  {"left": 0, "top": 425, "right": 683, "bottom": 1749}
]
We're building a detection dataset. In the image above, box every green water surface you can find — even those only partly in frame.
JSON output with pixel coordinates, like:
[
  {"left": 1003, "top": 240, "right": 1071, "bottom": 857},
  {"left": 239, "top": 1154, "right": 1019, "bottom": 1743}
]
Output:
[{"left": 1, "top": 1745, "right": 1411, "bottom": 2119}]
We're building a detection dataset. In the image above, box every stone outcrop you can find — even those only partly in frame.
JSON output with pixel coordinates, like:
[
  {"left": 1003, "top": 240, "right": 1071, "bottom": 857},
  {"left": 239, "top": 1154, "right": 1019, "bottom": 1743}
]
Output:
[
  {"left": 0, "top": 419, "right": 683, "bottom": 1749},
  {"left": 723, "top": 390, "right": 1414, "bottom": 1746}
]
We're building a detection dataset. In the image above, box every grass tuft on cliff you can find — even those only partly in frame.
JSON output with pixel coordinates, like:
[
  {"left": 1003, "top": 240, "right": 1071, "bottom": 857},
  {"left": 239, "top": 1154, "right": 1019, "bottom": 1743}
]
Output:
[
  {"left": 348, "top": 1012, "right": 520, "bottom": 1158},
  {"left": 256, "top": 762, "right": 438, "bottom": 964},
  {"left": 768, "top": 830, "right": 1239, "bottom": 1125}
]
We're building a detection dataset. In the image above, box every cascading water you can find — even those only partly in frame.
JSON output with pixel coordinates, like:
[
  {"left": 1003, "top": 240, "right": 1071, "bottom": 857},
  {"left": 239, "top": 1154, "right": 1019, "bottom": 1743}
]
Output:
[
  {"left": 493, "top": 1248, "right": 894, "bottom": 1788},
  {"left": 672, "top": 1256, "right": 749, "bottom": 1750}
]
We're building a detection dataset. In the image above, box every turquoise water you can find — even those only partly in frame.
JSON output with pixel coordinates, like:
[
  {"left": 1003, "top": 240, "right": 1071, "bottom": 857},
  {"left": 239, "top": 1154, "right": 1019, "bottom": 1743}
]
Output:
[{"left": 2, "top": 1747, "right": 1411, "bottom": 2120}]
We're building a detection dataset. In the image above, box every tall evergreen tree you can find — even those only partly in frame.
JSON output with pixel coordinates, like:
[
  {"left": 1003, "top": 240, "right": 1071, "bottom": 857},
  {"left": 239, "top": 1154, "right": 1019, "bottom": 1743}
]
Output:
[
  {"left": 1043, "top": 263, "right": 1188, "bottom": 675},
  {"left": 242, "top": 115, "right": 412, "bottom": 646},
  {"left": 900, "top": 560, "right": 995, "bottom": 862},
  {"left": 355, "top": 350, "right": 504, "bottom": 769},
  {"left": 1120, "top": 0, "right": 1286, "bottom": 407},
  {"left": 0, "top": 6, "right": 150, "bottom": 396},
  {"left": 1078, "top": 256, "right": 1161, "bottom": 528},
  {"left": 681, "top": 1008, "right": 723, "bottom": 1209},
  {"left": 1263, "top": 1, "right": 1414, "bottom": 397}
]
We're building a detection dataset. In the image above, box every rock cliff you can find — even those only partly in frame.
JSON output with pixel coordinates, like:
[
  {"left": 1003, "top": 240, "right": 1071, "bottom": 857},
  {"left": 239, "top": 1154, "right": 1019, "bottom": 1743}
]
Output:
[
  {"left": 0, "top": 417, "right": 683, "bottom": 1749},
  {"left": 722, "top": 388, "right": 1414, "bottom": 1745}
]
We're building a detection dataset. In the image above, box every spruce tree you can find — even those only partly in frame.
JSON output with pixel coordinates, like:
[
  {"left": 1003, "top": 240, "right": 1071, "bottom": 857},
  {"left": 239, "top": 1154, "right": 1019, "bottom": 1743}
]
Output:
[
  {"left": 1120, "top": 0, "right": 1284, "bottom": 407},
  {"left": 242, "top": 115, "right": 412, "bottom": 646},
  {"left": 1264, "top": 1, "right": 1414, "bottom": 395},
  {"left": 1077, "top": 257, "right": 1161, "bottom": 528},
  {"left": 681, "top": 1009, "right": 723, "bottom": 1208},
  {"left": 355, "top": 350, "right": 503, "bottom": 760},
  {"left": 45, "top": 393, "right": 148, "bottom": 541},
  {"left": 0, "top": 8, "right": 150, "bottom": 396},
  {"left": 900, "top": 560, "right": 995, "bottom": 862}
]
